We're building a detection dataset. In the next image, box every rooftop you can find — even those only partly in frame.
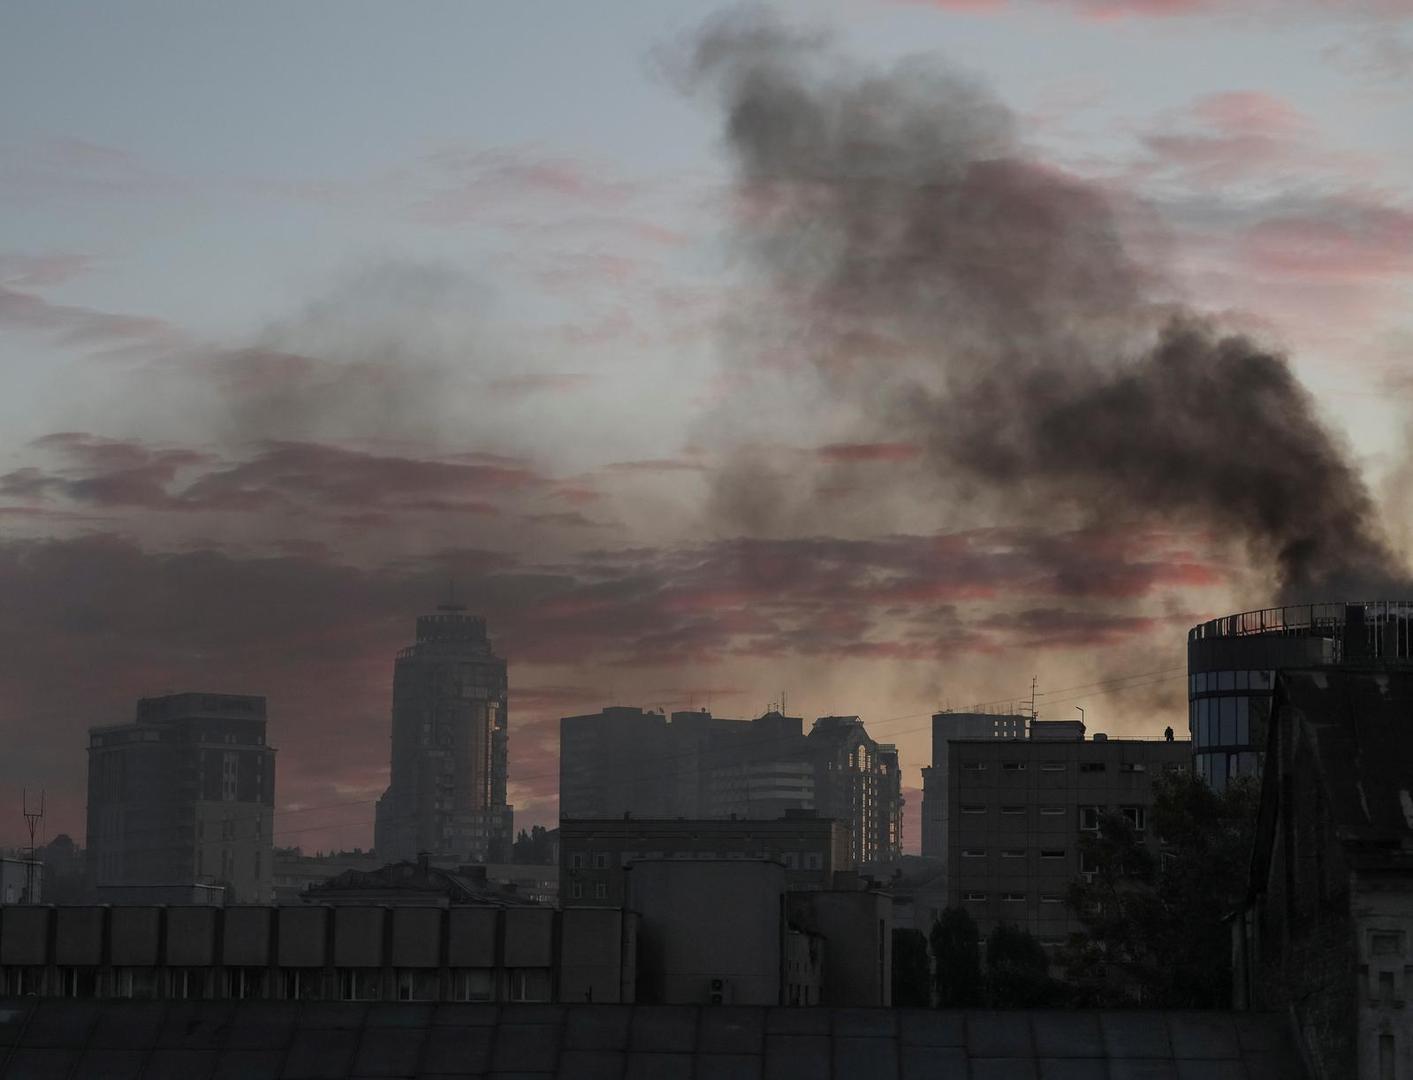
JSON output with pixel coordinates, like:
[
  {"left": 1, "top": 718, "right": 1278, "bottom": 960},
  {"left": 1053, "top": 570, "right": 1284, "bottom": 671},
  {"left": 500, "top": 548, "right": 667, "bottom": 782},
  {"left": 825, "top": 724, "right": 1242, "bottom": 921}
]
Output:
[{"left": 0, "top": 1000, "right": 1306, "bottom": 1078}]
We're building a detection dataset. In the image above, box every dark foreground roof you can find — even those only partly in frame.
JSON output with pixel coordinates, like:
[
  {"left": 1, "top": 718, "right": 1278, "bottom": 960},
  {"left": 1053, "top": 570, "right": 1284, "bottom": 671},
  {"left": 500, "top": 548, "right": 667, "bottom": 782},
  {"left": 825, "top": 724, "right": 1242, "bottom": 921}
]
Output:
[{"left": 0, "top": 999, "right": 1305, "bottom": 1079}]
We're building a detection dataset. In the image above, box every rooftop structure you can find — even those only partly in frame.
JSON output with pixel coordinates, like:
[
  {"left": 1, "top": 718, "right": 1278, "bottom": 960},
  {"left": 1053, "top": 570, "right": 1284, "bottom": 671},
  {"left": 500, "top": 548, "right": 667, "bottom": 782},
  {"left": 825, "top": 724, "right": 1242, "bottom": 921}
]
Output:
[{"left": 1187, "top": 601, "right": 1413, "bottom": 790}]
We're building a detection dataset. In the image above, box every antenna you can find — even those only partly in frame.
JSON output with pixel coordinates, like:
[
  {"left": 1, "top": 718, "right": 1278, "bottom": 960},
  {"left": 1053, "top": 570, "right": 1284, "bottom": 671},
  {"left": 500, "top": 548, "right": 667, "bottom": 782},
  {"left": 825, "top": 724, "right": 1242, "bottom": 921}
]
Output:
[
  {"left": 438, "top": 577, "right": 465, "bottom": 613},
  {"left": 1029, "top": 676, "right": 1038, "bottom": 722},
  {"left": 780, "top": 690, "right": 788, "bottom": 716},
  {"left": 21, "top": 789, "right": 44, "bottom": 904}
]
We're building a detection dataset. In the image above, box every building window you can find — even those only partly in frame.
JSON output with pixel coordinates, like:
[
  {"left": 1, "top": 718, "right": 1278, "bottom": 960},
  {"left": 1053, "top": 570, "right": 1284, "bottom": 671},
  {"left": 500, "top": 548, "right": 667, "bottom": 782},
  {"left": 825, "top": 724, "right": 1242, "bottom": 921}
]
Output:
[
  {"left": 1039, "top": 806, "right": 1064, "bottom": 816},
  {"left": 337, "top": 969, "right": 382, "bottom": 1001},
  {"left": 1000, "top": 893, "right": 1025, "bottom": 902},
  {"left": 60, "top": 968, "right": 99, "bottom": 998},
  {"left": 962, "top": 762, "right": 986, "bottom": 772},
  {"left": 1121, "top": 806, "right": 1146, "bottom": 831},
  {"left": 166, "top": 969, "right": 205, "bottom": 1000},
  {"left": 396, "top": 970, "right": 440, "bottom": 1001},
  {"left": 1079, "top": 762, "right": 1106, "bottom": 773},
  {"left": 1078, "top": 806, "right": 1102, "bottom": 831},
  {"left": 1040, "top": 762, "right": 1065, "bottom": 772},
  {"left": 594, "top": 883, "right": 608, "bottom": 899},
  {"left": 1001, "top": 762, "right": 1027, "bottom": 772},
  {"left": 113, "top": 968, "right": 159, "bottom": 1000},
  {"left": 961, "top": 849, "right": 986, "bottom": 858},
  {"left": 963, "top": 892, "right": 987, "bottom": 902},
  {"left": 961, "top": 805, "right": 986, "bottom": 814},
  {"left": 507, "top": 969, "right": 551, "bottom": 1003},
  {"left": 804, "top": 852, "right": 823, "bottom": 870},
  {"left": 1000, "top": 805, "right": 1024, "bottom": 815},
  {"left": 1001, "top": 849, "right": 1025, "bottom": 859},
  {"left": 569, "top": 883, "right": 583, "bottom": 899},
  {"left": 452, "top": 969, "right": 494, "bottom": 1002},
  {"left": 592, "top": 853, "right": 609, "bottom": 869},
  {"left": 281, "top": 969, "right": 321, "bottom": 1001},
  {"left": 226, "top": 967, "right": 265, "bottom": 1000},
  {"left": 1040, "top": 894, "right": 1064, "bottom": 904},
  {"left": 4, "top": 968, "right": 44, "bottom": 996},
  {"left": 569, "top": 853, "right": 585, "bottom": 869},
  {"left": 1040, "top": 849, "right": 1065, "bottom": 859},
  {"left": 1119, "top": 762, "right": 1147, "bottom": 773}
]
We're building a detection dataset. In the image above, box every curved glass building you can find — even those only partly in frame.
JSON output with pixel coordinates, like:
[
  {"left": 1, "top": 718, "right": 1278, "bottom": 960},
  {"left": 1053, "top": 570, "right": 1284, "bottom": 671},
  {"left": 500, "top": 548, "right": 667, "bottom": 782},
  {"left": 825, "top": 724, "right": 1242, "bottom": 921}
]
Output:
[{"left": 1187, "top": 601, "right": 1413, "bottom": 788}]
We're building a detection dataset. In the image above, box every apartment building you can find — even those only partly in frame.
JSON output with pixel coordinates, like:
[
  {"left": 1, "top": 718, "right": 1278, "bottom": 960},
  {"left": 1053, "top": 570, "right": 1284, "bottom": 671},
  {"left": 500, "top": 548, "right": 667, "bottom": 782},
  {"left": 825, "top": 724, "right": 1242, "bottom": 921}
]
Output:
[{"left": 946, "top": 732, "right": 1190, "bottom": 945}]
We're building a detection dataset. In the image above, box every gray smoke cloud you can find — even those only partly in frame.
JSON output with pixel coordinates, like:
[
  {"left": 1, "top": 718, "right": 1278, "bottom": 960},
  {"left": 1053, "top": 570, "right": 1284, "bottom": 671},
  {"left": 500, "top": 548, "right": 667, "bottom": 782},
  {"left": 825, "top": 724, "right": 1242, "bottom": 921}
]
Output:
[{"left": 684, "top": 11, "right": 1408, "bottom": 602}]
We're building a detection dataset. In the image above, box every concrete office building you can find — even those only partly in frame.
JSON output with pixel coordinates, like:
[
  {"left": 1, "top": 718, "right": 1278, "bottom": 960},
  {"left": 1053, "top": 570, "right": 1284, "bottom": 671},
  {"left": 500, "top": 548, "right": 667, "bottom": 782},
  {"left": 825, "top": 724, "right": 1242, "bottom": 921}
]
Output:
[
  {"left": 374, "top": 602, "right": 512, "bottom": 864},
  {"left": 560, "top": 708, "right": 904, "bottom": 864},
  {"left": 1188, "top": 600, "right": 1413, "bottom": 790},
  {"left": 947, "top": 731, "right": 1190, "bottom": 945},
  {"left": 920, "top": 710, "right": 1028, "bottom": 859},
  {"left": 86, "top": 693, "right": 275, "bottom": 904},
  {"left": 559, "top": 813, "right": 851, "bottom": 907}
]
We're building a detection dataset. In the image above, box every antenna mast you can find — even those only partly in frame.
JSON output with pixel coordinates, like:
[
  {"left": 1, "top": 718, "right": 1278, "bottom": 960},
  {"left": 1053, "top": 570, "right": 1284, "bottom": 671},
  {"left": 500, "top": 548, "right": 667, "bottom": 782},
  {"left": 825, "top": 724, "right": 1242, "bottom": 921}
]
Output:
[
  {"left": 21, "top": 789, "right": 43, "bottom": 904},
  {"left": 1029, "top": 676, "right": 1038, "bottom": 722}
]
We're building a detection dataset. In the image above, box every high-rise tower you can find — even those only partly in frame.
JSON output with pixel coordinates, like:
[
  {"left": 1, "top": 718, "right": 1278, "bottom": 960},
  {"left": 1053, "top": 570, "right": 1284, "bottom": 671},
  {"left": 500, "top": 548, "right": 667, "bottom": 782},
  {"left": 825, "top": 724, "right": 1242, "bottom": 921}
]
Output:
[{"left": 374, "top": 602, "right": 511, "bottom": 863}]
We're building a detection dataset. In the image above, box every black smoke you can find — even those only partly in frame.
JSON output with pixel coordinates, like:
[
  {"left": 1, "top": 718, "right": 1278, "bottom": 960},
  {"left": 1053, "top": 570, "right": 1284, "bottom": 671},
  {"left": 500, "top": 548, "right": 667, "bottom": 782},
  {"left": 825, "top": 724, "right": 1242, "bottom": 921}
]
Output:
[{"left": 685, "top": 11, "right": 1407, "bottom": 601}]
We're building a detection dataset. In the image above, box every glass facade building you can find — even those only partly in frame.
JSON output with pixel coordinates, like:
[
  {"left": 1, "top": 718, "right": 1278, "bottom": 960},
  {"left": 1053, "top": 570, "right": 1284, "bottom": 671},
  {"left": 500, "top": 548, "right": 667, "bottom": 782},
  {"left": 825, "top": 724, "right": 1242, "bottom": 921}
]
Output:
[{"left": 1187, "top": 601, "right": 1413, "bottom": 789}]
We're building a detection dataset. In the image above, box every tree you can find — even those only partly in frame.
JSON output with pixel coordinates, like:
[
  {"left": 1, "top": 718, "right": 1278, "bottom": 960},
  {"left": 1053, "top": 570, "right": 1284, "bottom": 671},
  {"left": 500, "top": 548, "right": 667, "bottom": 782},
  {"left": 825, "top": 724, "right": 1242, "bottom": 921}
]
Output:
[
  {"left": 984, "top": 923, "right": 1060, "bottom": 1008},
  {"left": 1062, "top": 770, "right": 1259, "bottom": 1007},
  {"left": 930, "top": 906, "right": 983, "bottom": 1007},
  {"left": 892, "top": 928, "right": 932, "bottom": 1006},
  {"left": 511, "top": 825, "right": 555, "bottom": 865}
]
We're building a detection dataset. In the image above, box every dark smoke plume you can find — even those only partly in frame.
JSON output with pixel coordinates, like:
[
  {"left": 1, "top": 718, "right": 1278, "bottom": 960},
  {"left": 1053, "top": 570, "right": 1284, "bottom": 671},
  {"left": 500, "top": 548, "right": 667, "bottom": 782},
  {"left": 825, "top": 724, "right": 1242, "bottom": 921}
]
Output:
[{"left": 686, "top": 11, "right": 1407, "bottom": 602}]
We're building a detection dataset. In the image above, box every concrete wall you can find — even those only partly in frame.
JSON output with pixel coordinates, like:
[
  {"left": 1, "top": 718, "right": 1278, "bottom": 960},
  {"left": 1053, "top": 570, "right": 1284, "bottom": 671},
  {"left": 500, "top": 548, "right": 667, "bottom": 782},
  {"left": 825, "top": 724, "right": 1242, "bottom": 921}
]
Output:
[
  {"left": 628, "top": 860, "right": 786, "bottom": 1006},
  {"left": 789, "top": 890, "right": 893, "bottom": 1006}
]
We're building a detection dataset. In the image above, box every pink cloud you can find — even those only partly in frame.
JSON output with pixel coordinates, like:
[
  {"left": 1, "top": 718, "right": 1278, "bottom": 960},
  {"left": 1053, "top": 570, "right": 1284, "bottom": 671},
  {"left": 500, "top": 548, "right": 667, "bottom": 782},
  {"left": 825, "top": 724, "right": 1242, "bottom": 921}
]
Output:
[{"left": 817, "top": 441, "right": 923, "bottom": 463}]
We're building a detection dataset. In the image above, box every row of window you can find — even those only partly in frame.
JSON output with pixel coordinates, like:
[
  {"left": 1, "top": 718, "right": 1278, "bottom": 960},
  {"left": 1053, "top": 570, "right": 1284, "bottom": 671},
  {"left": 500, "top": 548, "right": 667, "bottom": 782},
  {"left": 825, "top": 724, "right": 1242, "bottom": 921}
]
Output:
[
  {"left": 1190, "top": 696, "right": 1255, "bottom": 749},
  {"left": 1194, "top": 751, "right": 1260, "bottom": 788},
  {"left": 959, "top": 848, "right": 1068, "bottom": 859},
  {"left": 568, "top": 850, "right": 826, "bottom": 870},
  {"left": 963, "top": 892, "right": 1067, "bottom": 904},
  {"left": 0, "top": 966, "right": 552, "bottom": 1003},
  {"left": 960, "top": 761, "right": 1155, "bottom": 774},
  {"left": 1189, "top": 670, "right": 1273, "bottom": 695},
  {"left": 957, "top": 805, "right": 1146, "bottom": 830}
]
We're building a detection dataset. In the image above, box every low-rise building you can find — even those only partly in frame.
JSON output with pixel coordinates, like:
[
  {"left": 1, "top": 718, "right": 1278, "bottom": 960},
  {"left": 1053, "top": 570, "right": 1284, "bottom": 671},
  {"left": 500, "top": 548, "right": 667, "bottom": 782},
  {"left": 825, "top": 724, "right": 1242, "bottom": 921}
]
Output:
[
  {"left": 920, "top": 711, "right": 1028, "bottom": 860},
  {"left": 559, "top": 812, "right": 851, "bottom": 907},
  {"left": 947, "top": 731, "right": 1191, "bottom": 945},
  {"left": 1234, "top": 667, "right": 1413, "bottom": 1080},
  {"left": 0, "top": 858, "right": 40, "bottom": 905}
]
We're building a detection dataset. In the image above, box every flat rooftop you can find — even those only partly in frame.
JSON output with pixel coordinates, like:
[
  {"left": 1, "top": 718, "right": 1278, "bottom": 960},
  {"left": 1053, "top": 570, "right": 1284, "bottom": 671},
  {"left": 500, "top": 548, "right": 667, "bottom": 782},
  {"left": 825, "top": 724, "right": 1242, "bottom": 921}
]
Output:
[{"left": 0, "top": 999, "right": 1304, "bottom": 1078}]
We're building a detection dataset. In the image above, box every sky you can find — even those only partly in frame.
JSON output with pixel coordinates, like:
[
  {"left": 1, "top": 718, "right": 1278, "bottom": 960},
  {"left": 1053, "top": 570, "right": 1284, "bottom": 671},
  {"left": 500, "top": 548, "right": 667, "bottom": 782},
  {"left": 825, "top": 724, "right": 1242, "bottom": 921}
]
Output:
[{"left": 1, "top": 0, "right": 1411, "bottom": 855}]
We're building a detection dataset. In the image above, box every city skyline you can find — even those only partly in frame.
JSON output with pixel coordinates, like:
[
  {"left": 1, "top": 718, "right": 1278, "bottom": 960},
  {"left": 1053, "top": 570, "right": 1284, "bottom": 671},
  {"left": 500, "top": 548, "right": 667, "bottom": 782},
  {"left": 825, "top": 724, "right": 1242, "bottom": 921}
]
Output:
[{"left": 2, "top": 2, "right": 1411, "bottom": 854}]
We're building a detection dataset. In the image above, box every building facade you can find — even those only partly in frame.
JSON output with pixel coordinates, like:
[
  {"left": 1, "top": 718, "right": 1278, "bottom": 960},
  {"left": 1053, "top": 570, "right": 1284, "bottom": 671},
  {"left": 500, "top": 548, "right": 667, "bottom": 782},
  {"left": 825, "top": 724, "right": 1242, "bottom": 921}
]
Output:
[
  {"left": 559, "top": 708, "right": 904, "bottom": 863},
  {"left": 86, "top": 693, "right": 275, "bottom": 903},
  {"left": 374, "top": 604, "right": 512, "bottom": 864},
  {"left": 559, "top": 814, "right": 851, "bottom": 908},
  {"left": 1234, "top": 667, "right": 1413, "bottom": 1080},
  {"left": 946, "top": 732, "right": 1190, "bottom": 946},
  {"left": 806, "top": 716, "right": 904, "bottom": 864},
  {"left": 920, "top": 711, "right": 1028, "bottom": 859},
  {"left": 1187, "top": 600, "right": 1413, "bottom": 790}
]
